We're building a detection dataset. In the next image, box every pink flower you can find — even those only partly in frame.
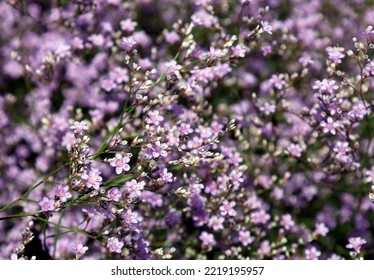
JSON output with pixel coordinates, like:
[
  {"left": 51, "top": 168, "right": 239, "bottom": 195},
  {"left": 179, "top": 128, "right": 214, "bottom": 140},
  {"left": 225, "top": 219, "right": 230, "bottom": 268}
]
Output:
[
  {"left": 125, "top": 179, "right": 145, "bottom": 198},
  {"left": 251, "top": 210, "right": 270, "bottom": 225},
  {"left": 107, "top": 187, "right": 122, "bottom": 202},
  {"left": 178, "top": 123, "right": 193, "bottom": 135},
  {"left": 305, "top": 247, "right": 321, "bottom": 260},
  {"left": 199, "top": 231, "right": 216, "bottom": 247},
  {"left": 287, "top": 143, "right": 303, "bottom": 158},
  {"left": 120, "top": 19, "right": 137, "bottom": 33},
  {"left": 107, "top": 237, "right": 124, "bottom": 253},
  {"left": 346, "top": 237, "right": 366, "bottom": 254},
  {"left": 108, "top": 153, "right": 131, "bottom": 175},
  {"left": 72, "top": 243, "right": 89, "bottom": 258},
  {"left": 280, "top": 214, "right": 295, "bottom": 230},
  {"left": 55, "top": 185, "right": 72, "bottom": 203},
  {"left": 109, "top": 67, "right": 129, "bottom": 84},
  {"left": 269, "top": 74, "right": 286, "bottom": 90},
  {"left": 219, "top": 200, "right": 237, "bottom": 217},
  {"left": 232, "top": 44, "right": 246, "bottom": 58},
  {"left": 151, "top": 141, "right": 168, "bottom": 158},
  {"left": 313, "top": 79, "right": 339, "bottom": 95},
  {"left": 101, "top": 78, "right": 116, "bottom": 92},
  {"left": 70, "top": 121, "right": 89, "bottom": 134},
  {"left": 146, "top": 110, "right": 164, "bottom": 125},
  {"left": 260, "top": 102, "right": 276, "bottom": 116},
  {"left": 326, "top": 46, "right": 345, "bottom": 64},
  {"left": 163, "top": 30, "right": 180, "bottom": 44},
  {"left": 320, "top": 117, "right": 340, "bottom": 135},
  {"left": 261, "top": 21, "right": 272, "bottom": 34},
  {"left": 314, "top": 223, "right": 329, "bottom": 237},
  {"left": 39, "top": 196, "right": 55, "bottom": 212},
  {"left": 365, "top": 166, "right": 374, "bottom": 184},
  {"left": 160, "top": 168, "right": 173, "bottom": 183},
  {"left": 120, "top": 36, "right": 137, "bottom": 51},
  {"left": 164, "top": 60, "right": 182, "bottom": 76},
  {"left": 348, "top": 102, "right": 369, "bottom": 121},
  {"left": 208, "top": 216, "right": 224, "bottom": 231},
  {"left": 81, "top": 168, "right": 103, "bottom": 189},
  {"left": 333, "top": 141, "right": 351, "bottom": 155},
  {"left": 238, "top": 230, "right": 254, "bottom": 246}
]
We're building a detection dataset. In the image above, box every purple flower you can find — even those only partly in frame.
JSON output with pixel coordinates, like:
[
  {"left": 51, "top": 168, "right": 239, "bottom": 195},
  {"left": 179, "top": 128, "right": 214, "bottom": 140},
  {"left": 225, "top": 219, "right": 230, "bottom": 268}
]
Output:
[
  {"left": 107, "top": 237, "right": 124, "bottom": 253},
  {"left": 348, "top": 102, "right": 369, "bottom": 121},
  {"left": 365, "top": 166, "right": 374, "bottom": 184},
  {"left": 151, "top": 141, "right": 168, "bottom": 158},
  {"left": 70, "top": 121, "right": 89, "bottom": 134},
  {"left": 259, "top": 102, "right": 276, "bottom": 116},
  {"left": 261, "top": 45, "right": 272, "bottom": 56},
  {"left": 120, "top": 19, "right": 137, "bottom": 33},
  {"left": 232, "top": 44, "right": 246, "bottom": 58},
  {"left": 164, "top": 60, "right": 182, "bottom": 76},
  {"left": 107, "top": 187, "right": 122, "bottom": 202},
  {"left": 219, "top": 200, "right": 237, "bottom": 217},
  {"left": 120, "top": 36, "right": 137, "bottom": 52},
  {"left": 125, "top": 179, "right": 145, "bottom": 198},
  {"left": 346, "top": 237, "right": 366, "bottom": 254},
  {"left": 326, "top": 46, "right": 345, "bottom": 64},
  {"left": 82, "top": 207, "right": 101, "bottom": 218},
  {"left": 333, "top": 141, "right": 351, "bottom": 155},
  {"left": 208, "top": 215, "right": 224, "bottom": 231},
  {"left": 208, "top": 47, "right": 225, "bottom": 60},
  {"left": 160, "top": 168, "right": 173, "bottom": 183},
  {"left": 314, "top": 223, "right": 329, "bottom": 237},
  {"left": 55, "top": 44, "right": 71, "bottom": 59},
  {"left": 109, "top": 67, "right": 129, "bottom": 84},
  {"left": 121, "top": 209, "right": 140, "bottom": 229},
  {"left": 305, "top": 247, "right": 321, "bottom": 260},
  {"left": 188, "top": 182, "right": 204, "bottom": 194},
  {"left": 55, "top": 185, "right": 72, "bottom": 203},
  {"left": 81, "top": 168, "right": 103, "bottom": 190},
  {"left": 178, "top": 123, "right": 193, "bottom": 135},
  {"left": 191, "top": 9, "right": 217, "bottom": 28},
  {"left": 287, "top": 143, "right": 303, "bottom": 158},
  {"left": 313, "top": 79, "right": 339, "bottom": 95},
  {"left": 299, "top": 54, "right": 314, "bottom": 67},
  {"left": 39, "top": 196, "right": 55, "bottom": 212},
  {"left": 72, "top": 243, "right": 89, "bottom": 258},
  {"left": 163, "top": 30, "right": 180, "bottom": 44},
  {"left": 269, "top": 74, "right": 286, "bottom": 90},
  {"left": 199, "top": 231, "right": 216, "bottom": 247},
  {"left": 108, "top": 153, "right": 131, "bottom": 175},
  {"left": 166, "top": 210, "right": 181, "bottom": 226},
  {"left": 280, "top": 214, "right": 295, "bottom": 230},
  {"left": 62, "top": 132, "right": 76, "bottom": 150},
  {"left": 261, "top": 21, "right": 273, "bottom": 35},
  {"left": 238, "top": 230, "right": 254, "bottom": 246},
  {"left": 101, "top": 78, "right": 116, "bottom": 92},
  {"left": 251, "top": 210, "right": 270, "bottom": 225},
  {"left": 320, "top": 117, "right": 340, "bottom": 135},
  {"left": 89, "top": 34, "right": 105, "bottom": 47},
  {"left": 146, "top": 111, "right": 164, "bottom": 125}
]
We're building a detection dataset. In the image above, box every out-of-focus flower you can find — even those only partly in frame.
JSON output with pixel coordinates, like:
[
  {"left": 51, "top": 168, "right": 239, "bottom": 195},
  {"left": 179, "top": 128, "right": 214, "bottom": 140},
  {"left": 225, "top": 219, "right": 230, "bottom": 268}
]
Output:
[{"left": 39, "top": 197, "right": 55, "bottom": 212}]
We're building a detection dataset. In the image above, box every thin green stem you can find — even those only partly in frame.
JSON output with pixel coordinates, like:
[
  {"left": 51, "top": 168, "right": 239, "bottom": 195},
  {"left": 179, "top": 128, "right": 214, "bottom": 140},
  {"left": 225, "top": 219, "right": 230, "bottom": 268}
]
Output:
[
  {"left": 0, "top": 163, "right": 68, "bottom": 212},
  {"left": 53, "top": 208, "right": 65, "bottom": 259},
  {"left": 35, "top": 216, "right": 95, "bottom": 239},
  {"left": 0, "top": 211, "right": 43, "bottom": 220}
]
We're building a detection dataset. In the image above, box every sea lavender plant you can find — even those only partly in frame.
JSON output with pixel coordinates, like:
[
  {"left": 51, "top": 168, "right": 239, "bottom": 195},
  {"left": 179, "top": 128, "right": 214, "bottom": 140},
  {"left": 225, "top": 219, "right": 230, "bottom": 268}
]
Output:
[{"left": 0, "top": 0, "right": 373, "bottom": 260}]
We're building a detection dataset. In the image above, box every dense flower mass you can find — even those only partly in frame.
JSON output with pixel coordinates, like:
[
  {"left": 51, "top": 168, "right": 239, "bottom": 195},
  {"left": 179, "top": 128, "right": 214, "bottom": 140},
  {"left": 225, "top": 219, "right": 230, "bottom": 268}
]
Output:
[{"left": 0, "top": 0, "right": 373, "bottom": 260}]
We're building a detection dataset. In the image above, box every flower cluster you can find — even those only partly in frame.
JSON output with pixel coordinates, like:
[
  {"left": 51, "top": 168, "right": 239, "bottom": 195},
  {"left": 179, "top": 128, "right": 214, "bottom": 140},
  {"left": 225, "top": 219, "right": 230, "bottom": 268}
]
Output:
[{"left": 0, "top": 0, "right": 373, "bottom": 261}]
